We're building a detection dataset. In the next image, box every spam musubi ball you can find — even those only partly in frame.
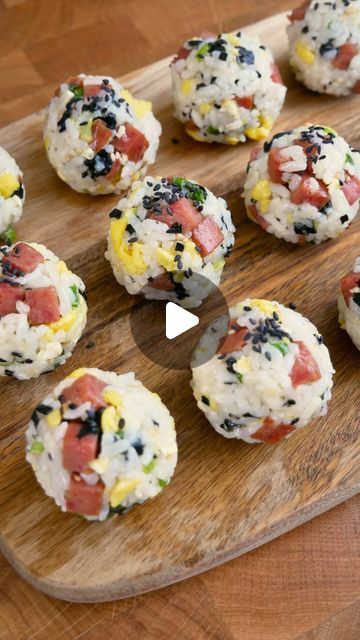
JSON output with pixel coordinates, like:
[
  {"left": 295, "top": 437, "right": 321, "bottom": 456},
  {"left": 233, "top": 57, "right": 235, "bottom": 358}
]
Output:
[
  {"left": 243, "top": 124, "right": 360, "bottom": 244},
  {"left": 0, "top": 146, "right": 25, "bottom": 239},
  {"left": 170, "top": 31, "right": 286, "bottom": 144},
  {"left": 191, "top": 299, "right": 334, "bottom": 443},
  {"left": 0, "top": 242, "right": 87, "bottom": 379},
  {"left": 287, "top": 0, "right": 360, "bottom": 96},
  {"left": 26, "top": 368, "right": 177, "bottom": 520},
  {"left": 106, "top": 175, "right": 235, "bottom": 308},
  {"left": 338, "top": 257, "right": 360, "bottom": 349},
  {"left": 44, "top": 74, "right": 161, "bottom": 195}
]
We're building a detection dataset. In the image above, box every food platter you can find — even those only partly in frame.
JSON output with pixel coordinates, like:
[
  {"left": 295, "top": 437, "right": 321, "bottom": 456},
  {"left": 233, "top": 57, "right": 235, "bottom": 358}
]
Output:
[{"left": 0, "top": 11, "right": 359, "bottom": 603}]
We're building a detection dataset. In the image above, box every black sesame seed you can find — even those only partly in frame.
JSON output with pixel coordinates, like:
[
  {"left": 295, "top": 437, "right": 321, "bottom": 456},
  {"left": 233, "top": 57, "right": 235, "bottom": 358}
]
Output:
[
  {"left": 132, "top": 439, "right": 144, "bottom": 455},
  {"left": 36, "top": 404, "right": 53, "bottom": 415},
  {"left": 201, "top": 395, "right": 210, "bottom": 406}
]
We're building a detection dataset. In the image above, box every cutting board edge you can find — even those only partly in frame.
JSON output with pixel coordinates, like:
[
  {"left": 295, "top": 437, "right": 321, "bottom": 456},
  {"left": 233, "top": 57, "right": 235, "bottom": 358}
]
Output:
[{"left": 2, "top": 479, "right": 358, "bottom": 603}]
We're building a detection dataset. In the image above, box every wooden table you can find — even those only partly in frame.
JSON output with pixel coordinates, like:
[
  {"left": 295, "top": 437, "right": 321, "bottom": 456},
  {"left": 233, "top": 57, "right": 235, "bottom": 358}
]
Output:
[{"left": 0, "top": 1, "right": 359, "bottom": 638}]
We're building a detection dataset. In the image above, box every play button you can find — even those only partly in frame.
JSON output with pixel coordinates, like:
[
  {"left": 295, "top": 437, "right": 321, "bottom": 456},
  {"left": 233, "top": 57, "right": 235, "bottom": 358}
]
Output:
[
  {"left": 166, "top": 302, "right": 199, "bottom": 339},
  {"left": 130, "top": 271, "right": 229, "bottom": 370}
]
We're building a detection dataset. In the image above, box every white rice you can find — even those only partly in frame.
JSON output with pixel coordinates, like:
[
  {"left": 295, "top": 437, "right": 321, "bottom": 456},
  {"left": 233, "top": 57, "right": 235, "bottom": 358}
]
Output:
[
  {"left": 338, "top": 256, "right": 360, "bottom": 349},
  {"left": 287, "top": 0, "right": 360, "bottom": 96},
  {"left": 26, "top": 367, "right": 177, "bottom": 521},
  {"left": 243, "top": 124, "right": 360, "bottom": 244},
  {"left": 191, "top": 299, "right": 334, "bottom": 443},
  {"left": 0, "top": 242, "right": 87, "bottom": 379},
  {"left": 105, "top": 175, "right": 235, "bottom": 308},
  {"left": 171, "top": 31, "right": 286, "bottom": 144},
  {"left": 44, "top": 74, "right": 161, "bottom": 195},
  {"left": 0, "top": 146, "right": 25, "bottom": 235}
]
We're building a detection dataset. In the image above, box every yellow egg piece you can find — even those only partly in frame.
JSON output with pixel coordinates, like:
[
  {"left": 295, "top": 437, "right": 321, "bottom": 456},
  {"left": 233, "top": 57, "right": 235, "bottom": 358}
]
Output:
[
  {"left": 89, "top": 458, "right": 110, "bottom": 474},
  {"left": 49, "top": 310, "right": 78, "bottom": 333},
  {"left": 79, "top": 120, "right": 93, "bottom": 142},
  {"left": 156, "top": 247, "right": 177, "bottom": 271},
  {"left": 67, "top": 368, "right": 88, "bottom": 380},
  {"left": 234, "top": 357, "right": 252, "bottom": 373},
  {"left": 251, "top": 180, "right": 272, "bottom": 202},
  {"left": 225, "top": 136, "right": 239, "bottom": 145},
  {"left": 251, "top": 299, "right": 280, "bottom": 317},
  {"left": 101, "top": 405, "right": 118, "bottom": 434},
  {"left": 121, "top": 89, "right": 152, "bottom": 118},
  {"left": 57, "top": 260, "right": 69, "bottom": 274},
  {"left": 295, "top": 40, "right": 315, "bottom": 65},
  {"left": 181, "top": 79, "right": 195, "bottom": 96},
  {"left": 227, "top": 33, "right": 242, "bottom": 46},
  {"left": 118, "top": 242, "right": 146, "bottom": 275},
  {"left": 46, "top": 409, "right": 61, "bottom": 428},
  {"left": 0, "top": 173, "right": 20, "bottom": 199},
  {"left": 110, "top": 477, "right": 140, "bottom": 507},
  {"left": 110, "top": 215, "right": 129, "bottom": 254},
  {"left": 103, "top": 390, "right": 122, "bottom": 407},
  {"left": 198, "top": 102, "right": 212, "bottom": 115},
  {"left": 186, "top": 126, "right": 205, "bottom": 142}
]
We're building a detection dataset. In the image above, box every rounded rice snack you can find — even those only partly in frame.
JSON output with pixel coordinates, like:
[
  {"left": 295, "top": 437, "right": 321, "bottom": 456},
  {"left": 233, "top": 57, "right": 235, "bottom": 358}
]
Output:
[
  {"left": 191, "top": 299, "right": 334, "bottom": 443},
  {"left": 171, "top": 31, "right": 286, "bottom": 144},
  {"left": 287, "top": 0, "right": 360, "bottom": 96},
  {"left": 26, "top": 367, "right": 178, "bottom": 521},
  {"left": 0, "top": 146, "right": 25, "bottom": 237},
  {"left": 243, "top": 124, "right": 360, "bottom": 244},
  {"left": 338, "top": 256, "right": 360, "bottom": 349},
  {"left": 106, "top": 175, "right": 235, "bottom": 308},
  {"left": 0, "top": 242, "right": 87, "bottom": 380},
  {"left": 44, "top": 74, "right": 161, "bottom": 195}
]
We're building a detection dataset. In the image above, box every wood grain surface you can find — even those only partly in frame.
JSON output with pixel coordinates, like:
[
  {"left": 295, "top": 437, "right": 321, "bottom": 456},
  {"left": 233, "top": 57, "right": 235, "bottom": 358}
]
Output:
[{"left": 0, "top": 0, "right": 359, "bottom": 637}]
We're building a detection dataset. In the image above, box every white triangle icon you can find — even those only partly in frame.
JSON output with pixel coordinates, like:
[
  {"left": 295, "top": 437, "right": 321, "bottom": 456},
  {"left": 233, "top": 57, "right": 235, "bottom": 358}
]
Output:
[{"left": 165, "top": 302, "right": 199, "bottom": 340}]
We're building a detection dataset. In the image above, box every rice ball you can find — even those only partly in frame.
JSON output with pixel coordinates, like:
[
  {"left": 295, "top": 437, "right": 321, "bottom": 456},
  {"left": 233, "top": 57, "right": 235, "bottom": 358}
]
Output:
[
  {"left": 243, "top": 124, "right": 360, "bottom": 244},
  {"left": 44, "top": 74, "right": 161, "bottom": 195},
  {"left": 191, "top": 299, "right": 334, "bottom": 443},
  {"left": 170, "top": 31, "right": 287, "bottom": 144},
  {"left": 0, "top": 242, "right": 87, "bottom": 380},
  {"left": 105, "top": 175, "right": 235, "bottom": 308},
  {"left": 26, "top": 367, "right": 177, "bottom": 521},
  {"left": 338, "top": 256, "right": 360, "bottom": 349},
  {"left": 287, "top": 0, "right": 360, "bottom": 96},
  {"left": 0, "top": 146, "right": 25, "bottom": 238}
]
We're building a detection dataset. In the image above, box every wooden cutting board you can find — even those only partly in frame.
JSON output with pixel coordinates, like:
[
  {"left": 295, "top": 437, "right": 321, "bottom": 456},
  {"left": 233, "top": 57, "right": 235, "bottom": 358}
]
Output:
[{"left": 0, "top": 10, "right": 359, "bottom": 603}]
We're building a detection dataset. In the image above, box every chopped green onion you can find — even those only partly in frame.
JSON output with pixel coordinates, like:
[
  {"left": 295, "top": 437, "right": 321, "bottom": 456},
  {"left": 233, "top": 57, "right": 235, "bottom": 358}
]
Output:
[
  {"left": 236, "top": 372, "right": 243, "bottom": 383},
  {"left": 158, "top": 478, "right": 168, "bottom": 488},
  {"left": 142, "top": 458, "right": 156, "bottom": 474},
  {"left": 69, "top": 84, "right": 84, "bottom": 99},
  {"left": 196, "top": 43, "right": 210, "bottom": 60},
  {"left": 3, "top": 226, "right": 16, "bottom": 246},
  {"left": 345, "top": 153, "right": 354, "bottom": 165},
  {"left": 70, "top": 284, "right": 80, "bottom": 308},
  {"left": 30, "top": 441, "right": 45, "bottom": 454},
  {"left": 271, "top": 341, "right": 289, "bottom": 356},
  {"left": 323, "top": 126, "right": 337, "bottom": 135},
  {"left": 207, "top": 126, "right": 220, "bottom": 135},
  {"left": 172, "top": 176, "right": 206, "bottom": 203}
]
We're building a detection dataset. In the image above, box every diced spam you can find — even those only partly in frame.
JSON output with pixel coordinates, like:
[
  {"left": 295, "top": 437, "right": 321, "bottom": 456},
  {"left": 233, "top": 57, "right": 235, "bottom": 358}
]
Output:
[
  {"left": 25, "top": 286, "right": 60, "bottom": 326},
  {"left": 252, "top": 416, "right": 296, "bottom": 443},
  {"left": 191, "top": 216, "right": 224, "bottom": 256},
  {"left": 218, "top": 326, "right": 248, "bottom": 355},
  {"left": 62, "top": 374, "right": 106, "bottom": 409},
  {"left": 62, "top": 422, "right": 99, "bottom": 472},
  {"left": 65, "top": 476, "right": 104, "bottom": 516},
  {"left": 113, "top": 123, "right": 149, "bottom": 162},
  {"left": 0, "top": 282, "right": 24, "bottom": 316},
  {"left": 290, "top": 341, "right": 321, "bottom": 387},
  {"left": 4, "top": 243, "right": 44, "bottom": 275}
]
